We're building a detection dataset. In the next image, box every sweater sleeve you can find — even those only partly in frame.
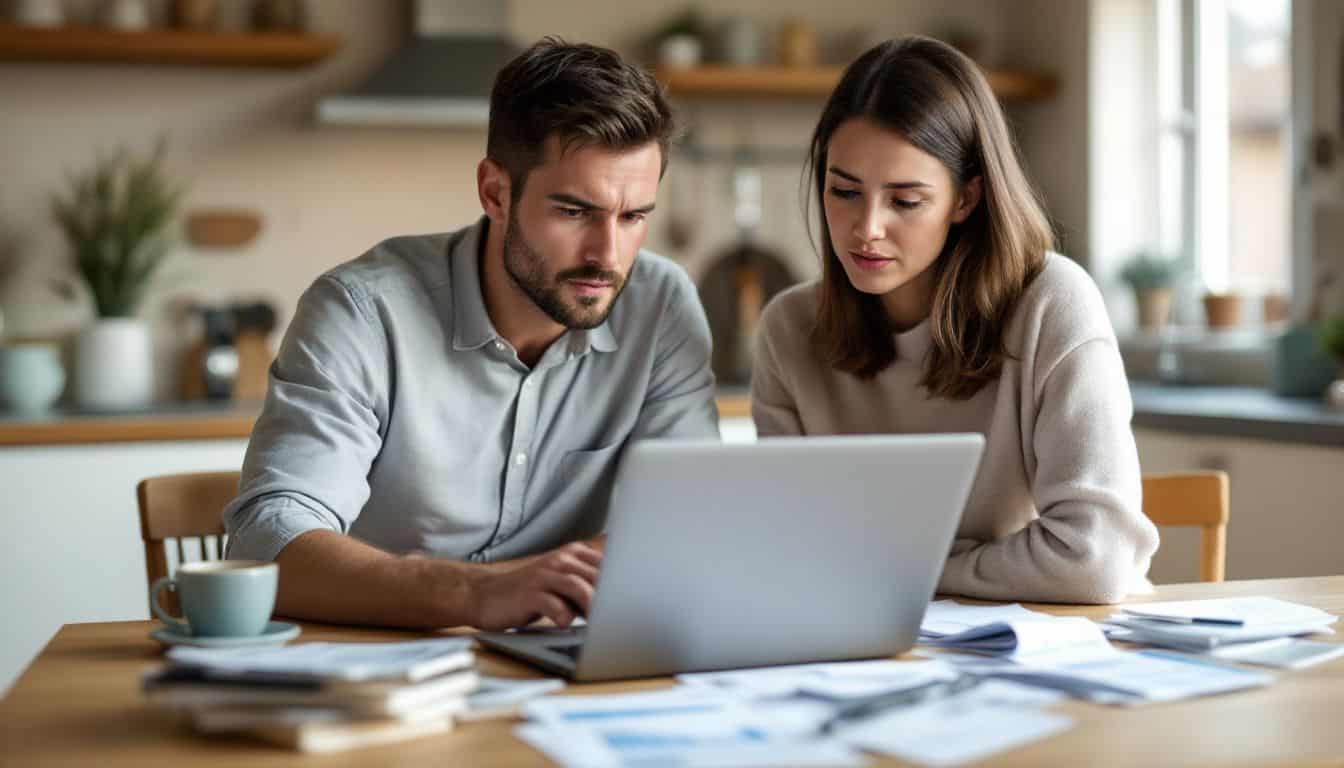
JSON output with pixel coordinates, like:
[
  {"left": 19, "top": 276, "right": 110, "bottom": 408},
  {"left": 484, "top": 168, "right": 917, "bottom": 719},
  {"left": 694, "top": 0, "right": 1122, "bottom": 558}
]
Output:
[
  {"left": 936, "top": 337, "right": 1159, "bottom": 604},
  {"left": 749, "top": 301, "right": 804, "bottom": 437}
]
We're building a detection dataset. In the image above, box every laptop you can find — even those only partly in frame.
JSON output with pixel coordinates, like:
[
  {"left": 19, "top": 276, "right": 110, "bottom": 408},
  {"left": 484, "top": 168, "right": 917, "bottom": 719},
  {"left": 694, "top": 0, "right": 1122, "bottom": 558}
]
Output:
[{"left": 475, "top": 433, "right": 984, "bottom": 682}]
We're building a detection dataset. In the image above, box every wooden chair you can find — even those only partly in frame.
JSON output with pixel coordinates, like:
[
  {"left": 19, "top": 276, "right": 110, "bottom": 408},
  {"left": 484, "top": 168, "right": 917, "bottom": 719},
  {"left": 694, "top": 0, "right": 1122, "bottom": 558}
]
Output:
[
  {"left": 136, "top": 470, "right": 241, "bottom": 615},
  {"left": 1141, "top": 471, "right": 1230, "bottom": 582}
]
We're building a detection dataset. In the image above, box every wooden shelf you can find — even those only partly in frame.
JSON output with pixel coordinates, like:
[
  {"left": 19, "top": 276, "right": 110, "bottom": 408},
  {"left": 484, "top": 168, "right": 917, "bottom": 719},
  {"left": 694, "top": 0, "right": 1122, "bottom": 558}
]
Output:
[
  {"left": 657, "top": 65, "right": 1057, "bottom": 103},
  {"left": 0, "top": 24, "right": 339, "bottom": 68}
]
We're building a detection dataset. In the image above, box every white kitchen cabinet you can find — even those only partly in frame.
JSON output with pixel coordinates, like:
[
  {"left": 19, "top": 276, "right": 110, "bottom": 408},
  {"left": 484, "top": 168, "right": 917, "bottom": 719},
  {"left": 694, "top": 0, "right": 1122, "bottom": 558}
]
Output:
[
  {"left": 0, "top": 440, "right": 248, "bottom": 695},
  {"left": 1135, "top": 428, "right": 1344, "bottom": 585}
]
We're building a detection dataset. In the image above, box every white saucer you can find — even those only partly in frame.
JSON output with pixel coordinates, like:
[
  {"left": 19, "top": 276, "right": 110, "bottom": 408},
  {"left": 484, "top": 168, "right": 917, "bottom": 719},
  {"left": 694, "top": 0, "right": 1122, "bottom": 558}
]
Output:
[{"left": 150, "top": 620, "right": 301, "bottom": 648}]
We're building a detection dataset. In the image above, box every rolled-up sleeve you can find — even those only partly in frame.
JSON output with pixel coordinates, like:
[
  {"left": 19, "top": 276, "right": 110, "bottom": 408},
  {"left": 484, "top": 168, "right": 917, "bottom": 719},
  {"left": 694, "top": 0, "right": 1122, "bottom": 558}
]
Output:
[
  {"left": 630, "top": 269, "right": 719, "bottom": 440},
  {"left": 223, "top": 275, "right": 389, "bottom": 562}
]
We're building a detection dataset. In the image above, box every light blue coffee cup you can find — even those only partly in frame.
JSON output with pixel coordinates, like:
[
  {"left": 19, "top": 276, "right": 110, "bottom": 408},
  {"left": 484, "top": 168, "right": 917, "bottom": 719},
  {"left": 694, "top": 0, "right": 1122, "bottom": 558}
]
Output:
[{"left": 149, "top": 561, "right": 278, "bottom": 637}]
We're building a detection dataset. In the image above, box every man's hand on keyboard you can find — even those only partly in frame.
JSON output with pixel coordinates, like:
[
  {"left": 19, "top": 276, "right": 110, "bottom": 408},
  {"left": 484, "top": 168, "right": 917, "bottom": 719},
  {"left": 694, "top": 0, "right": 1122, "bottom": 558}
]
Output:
[{"left": 465, "top": 539, "right": 603, "bottom": 630}]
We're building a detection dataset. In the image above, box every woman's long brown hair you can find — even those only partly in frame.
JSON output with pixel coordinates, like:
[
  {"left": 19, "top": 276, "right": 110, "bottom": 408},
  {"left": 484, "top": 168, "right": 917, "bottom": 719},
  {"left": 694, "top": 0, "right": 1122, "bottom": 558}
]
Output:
[{"left": 805, "top": 36, "right": 1052, "bottom": 399}]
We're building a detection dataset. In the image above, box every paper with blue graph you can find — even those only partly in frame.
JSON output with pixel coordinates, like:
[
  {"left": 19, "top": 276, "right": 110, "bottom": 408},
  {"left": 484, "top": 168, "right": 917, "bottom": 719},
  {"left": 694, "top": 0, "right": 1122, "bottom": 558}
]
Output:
[{"left": 517, "top": 687, "right": 863, "bottom": 767}]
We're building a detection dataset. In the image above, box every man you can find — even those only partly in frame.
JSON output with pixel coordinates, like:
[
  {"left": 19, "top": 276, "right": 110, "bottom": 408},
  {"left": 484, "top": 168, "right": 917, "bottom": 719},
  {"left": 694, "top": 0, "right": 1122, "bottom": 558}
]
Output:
[{"left": 223, "top": 39, "right": 717, "bottom": 632}]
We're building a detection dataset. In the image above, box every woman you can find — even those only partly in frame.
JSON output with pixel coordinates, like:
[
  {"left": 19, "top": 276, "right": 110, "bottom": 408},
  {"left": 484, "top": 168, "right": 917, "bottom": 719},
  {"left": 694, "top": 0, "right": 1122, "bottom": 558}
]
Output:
[{"left": 752, "top": 37, "right": 1158, "bottom": 604}]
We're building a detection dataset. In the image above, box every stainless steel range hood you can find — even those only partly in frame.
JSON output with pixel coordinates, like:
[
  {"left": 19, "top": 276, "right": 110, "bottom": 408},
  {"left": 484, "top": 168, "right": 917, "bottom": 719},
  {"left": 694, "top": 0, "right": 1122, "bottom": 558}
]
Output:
[{"left": 317, "top": 0, "right": 520, "bottom": 127}]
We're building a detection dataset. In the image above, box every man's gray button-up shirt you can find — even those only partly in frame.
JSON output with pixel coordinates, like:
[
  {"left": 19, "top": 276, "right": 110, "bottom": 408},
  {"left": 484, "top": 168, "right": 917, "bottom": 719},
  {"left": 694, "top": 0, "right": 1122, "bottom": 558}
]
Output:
[{"left": 223, "top": 217, "right": 718, "bottom": 564}]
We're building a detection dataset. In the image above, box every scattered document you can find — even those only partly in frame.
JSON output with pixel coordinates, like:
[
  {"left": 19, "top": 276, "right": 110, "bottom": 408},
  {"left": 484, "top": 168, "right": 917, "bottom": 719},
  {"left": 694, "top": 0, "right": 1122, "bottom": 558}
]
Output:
[
  {"left": 679, "top": 659, "right": 957, "bottom": 699},
  {"left": 523, "top": 686, "right": 747, "bottom": 725},
  {"left": 924, "top": 616, "right": 1113, "bottom": 662},
  {"left": 519, "top": 688, "right": 864, "bottom": 768},
  {"left": 1206, "top": 638, "right": 1344, "bottom": 669},
  {"left": 1105, "top": 614, "right": 1336, "bottom": 651},
  {"left": 1120, "top": 597, "right": 1336, "bottom": 627},
  {"left": 941, "top": 646, "right": 1273, "bottom": 704},
  {"left": 458, "top": 676, "right": 565, "bottom": 722},
  {"left": 517, "top": 722, "right": 862, "bottom": 768},
  {"left": 834, "top": 681, "right": 1071, "bottom": 766},
  {"left": 919, "top": 601, "right": 1049, "bottom": 638}
]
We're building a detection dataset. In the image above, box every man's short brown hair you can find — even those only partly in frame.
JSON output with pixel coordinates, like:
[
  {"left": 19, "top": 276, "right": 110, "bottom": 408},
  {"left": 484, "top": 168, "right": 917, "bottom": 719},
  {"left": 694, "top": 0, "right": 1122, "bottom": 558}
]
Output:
[{"left": 487, "top": 37, "right": 675, "bottom": 200}]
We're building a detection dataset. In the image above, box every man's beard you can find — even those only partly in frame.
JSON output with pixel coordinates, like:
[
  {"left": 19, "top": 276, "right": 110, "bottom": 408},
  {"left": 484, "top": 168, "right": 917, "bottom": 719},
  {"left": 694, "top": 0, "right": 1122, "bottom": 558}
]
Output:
[{"left": 502, "top": 209, "right": 627, "bottom": 330}]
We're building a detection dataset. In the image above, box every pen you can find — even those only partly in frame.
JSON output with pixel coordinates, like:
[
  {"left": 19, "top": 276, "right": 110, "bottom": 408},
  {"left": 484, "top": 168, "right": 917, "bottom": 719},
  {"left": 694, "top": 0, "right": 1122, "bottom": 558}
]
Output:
[{"left": 817, "top": 675, "right": 982, "bottom": 734}]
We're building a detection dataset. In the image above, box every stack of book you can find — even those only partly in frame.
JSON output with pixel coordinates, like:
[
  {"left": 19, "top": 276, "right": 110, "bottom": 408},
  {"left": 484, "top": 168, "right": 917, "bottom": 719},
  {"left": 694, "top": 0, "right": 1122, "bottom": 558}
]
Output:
[{"left": 142, "top": 638, "right": 479, "bottom": 753}]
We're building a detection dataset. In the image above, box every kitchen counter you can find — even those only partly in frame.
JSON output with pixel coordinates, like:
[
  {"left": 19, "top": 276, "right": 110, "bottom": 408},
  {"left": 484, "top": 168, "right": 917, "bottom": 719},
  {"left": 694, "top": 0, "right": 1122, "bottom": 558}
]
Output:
[
  {"left": 0, "top": 395, "right": 756, "bottom": 447},
  {"left": 2, "top": 387, "right": 1337, "bottom": 448},
  {"left": 1129, "top": 384, "right": 1344, "bottom": 448}
]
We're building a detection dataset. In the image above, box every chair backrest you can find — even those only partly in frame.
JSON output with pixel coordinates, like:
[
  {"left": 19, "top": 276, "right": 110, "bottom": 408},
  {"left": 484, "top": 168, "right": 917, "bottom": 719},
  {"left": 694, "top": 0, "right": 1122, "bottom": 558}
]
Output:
[
  {"left": 136, "top": 470, "right": 241, "bottom": 615},
  {"left": 1141, "top": 471, "right": 1230, "bottom": 583}
]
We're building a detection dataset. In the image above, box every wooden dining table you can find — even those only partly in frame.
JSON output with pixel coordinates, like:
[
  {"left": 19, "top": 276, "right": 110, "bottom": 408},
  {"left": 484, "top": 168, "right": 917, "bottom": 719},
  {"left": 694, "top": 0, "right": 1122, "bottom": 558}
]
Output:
[{"left": 3, "top": 575, "right": 1343, "bottom": 767}]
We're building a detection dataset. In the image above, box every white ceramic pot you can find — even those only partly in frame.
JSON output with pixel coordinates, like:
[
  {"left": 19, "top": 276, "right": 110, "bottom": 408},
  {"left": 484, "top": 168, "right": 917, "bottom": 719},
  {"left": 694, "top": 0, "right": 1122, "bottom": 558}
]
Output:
[
  {"left": 12, "top": 0, "right": 65, "bottom": 27},
  {"left": 658, "top": 35, "right": 702, "bottom": 70},
  {"left": 75, "top": 318, "right": 153, "bottom": 411},
  {"left": 103, "top": 0, "right": 150, "bottom": 31}
]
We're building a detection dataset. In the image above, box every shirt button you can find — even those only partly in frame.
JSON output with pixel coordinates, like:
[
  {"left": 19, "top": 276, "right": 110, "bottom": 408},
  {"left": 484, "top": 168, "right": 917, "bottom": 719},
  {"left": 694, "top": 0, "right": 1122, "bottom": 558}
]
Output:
[
  {"left": 515, "top": 453, "right": 528, "bottom": 465},
  {"left": 494, "top": 342, "right": 505, "bottom": 352}
]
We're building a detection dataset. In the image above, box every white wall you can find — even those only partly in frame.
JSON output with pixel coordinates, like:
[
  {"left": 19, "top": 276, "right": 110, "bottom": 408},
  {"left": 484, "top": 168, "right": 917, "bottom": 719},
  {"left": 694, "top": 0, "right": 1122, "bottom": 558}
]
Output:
[
  {"left": 1004, "top": 0, "right": 1094, "bottom": 272},
  {"left": 0, "top": 0, "right": 1021, "bottom": 401}
]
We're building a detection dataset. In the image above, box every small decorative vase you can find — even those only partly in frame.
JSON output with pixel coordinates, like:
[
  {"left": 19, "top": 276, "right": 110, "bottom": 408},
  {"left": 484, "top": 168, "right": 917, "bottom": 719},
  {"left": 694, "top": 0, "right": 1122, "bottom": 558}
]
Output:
[
  {"left": 1328, "top": 377, "right": 1344, "bottom": 412},
  {"left": 12, "top": 0, "right": 65, "bottom": 27},
  {"left": 75, "top": 318, "right": 153, "bottom": 411},
  {"left": 0, "top": 342, "right": 66, "bottom": 414},
  {"left": 102, "top": 0, "right": 150, "bottom": 31},
  {"left": 1270, "top": 326, "right": 1339, "bottom": 398},
  {"left": 1135, "top": 288, "right": 1173, "bottom": 332},
  {"left": 658, "top": 34, "right": 702, "bottom": 71},
  {"left": 716, "top": 16, "right": 760, "bottom": 67},
  {"left": 777, "top": 19, "right": 818, "bottom": 67}
]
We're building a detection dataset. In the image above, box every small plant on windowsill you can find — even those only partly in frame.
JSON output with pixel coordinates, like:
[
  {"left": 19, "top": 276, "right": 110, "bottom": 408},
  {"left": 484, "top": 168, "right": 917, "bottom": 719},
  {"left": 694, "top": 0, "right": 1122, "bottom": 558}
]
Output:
[{"left": 1118, "top": 250, "right": 1180, "bottom": 332}]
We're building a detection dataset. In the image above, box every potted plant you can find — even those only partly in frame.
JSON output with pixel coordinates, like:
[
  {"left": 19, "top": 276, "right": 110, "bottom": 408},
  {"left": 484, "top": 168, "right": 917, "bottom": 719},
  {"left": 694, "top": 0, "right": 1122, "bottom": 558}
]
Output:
[
  {"left": 1202, "top": 291, "right": 1242, "bottom": 330},
  {"left": 51, "top": 142, "right": 182, "bottom": 411},
  {"left": 1321, "top": 315, "right": 1344, "bottom": 410},
  {"left": 652, "top": 9, "right": 707, "bottom": 70},
  {"left": 1118, "top": 250, "right": 1178, "bottom": 332}
]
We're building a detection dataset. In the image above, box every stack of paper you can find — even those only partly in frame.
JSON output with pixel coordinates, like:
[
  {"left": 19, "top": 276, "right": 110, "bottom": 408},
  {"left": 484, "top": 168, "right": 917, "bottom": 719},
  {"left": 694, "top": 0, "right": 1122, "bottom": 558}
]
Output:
[
  {"left": 142, "top": 638, "right": 480, "bottom": 753},
  {"left": 1105, "top": 597, "right": 1338, "bottom": 652}
]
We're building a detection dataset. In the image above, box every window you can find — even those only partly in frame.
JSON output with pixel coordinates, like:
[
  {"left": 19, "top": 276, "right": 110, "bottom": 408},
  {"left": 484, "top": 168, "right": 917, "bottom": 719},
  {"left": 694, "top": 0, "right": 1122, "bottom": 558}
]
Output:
[{"left": 1158, "top": 0, "right": 1293, "bottom": 307}]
